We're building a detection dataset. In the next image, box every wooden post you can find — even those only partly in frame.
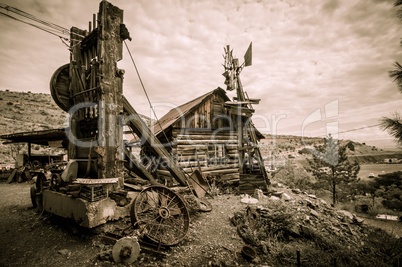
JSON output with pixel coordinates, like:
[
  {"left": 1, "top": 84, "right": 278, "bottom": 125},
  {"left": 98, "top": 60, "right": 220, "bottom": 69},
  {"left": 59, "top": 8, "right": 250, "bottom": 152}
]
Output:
[
  {"left": 237, "top": 110, "right": 244, "bottom": 174},
  {"left": 27, "top": 142, "right": 31, "bottom": 164},
  {"left": 236, "top": 74, "right": 246, "bottom": 175},
  {"left": 68, "top": 1, "right": 125, "bottom": 188},
  {"left": 97, "top": 1, "right": 124, "bottom": 185}
]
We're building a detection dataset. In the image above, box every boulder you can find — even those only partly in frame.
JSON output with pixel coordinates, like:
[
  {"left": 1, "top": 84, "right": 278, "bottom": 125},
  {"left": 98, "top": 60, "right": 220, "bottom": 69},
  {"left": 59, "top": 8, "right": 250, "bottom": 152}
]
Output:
[
  {"left": 268, "top": 196, "right": 281, "bottom": 201},
  {"left": 354, "top": 216, "right": 364, "bottom": 225},
  {"left": 281, "top": 193, "right": 292, "bottom": 201},
  {"left": 241, "top": 195, "right": 259, "bottom": 204},
  {"left": 305, "top": 199, "right": 316, "bottom": 209},
  {"left": 338, "top": 210, "right": 354, "bottom": 221},
  {"left": 300, "top": 225, "right": 316, "bottom": 238},
  {"left": 310, "top": 210, "right": 320, "bottom": 218},
  {"left": 292, "top": 188, "right": 302, "bottom": 194},
  {"left": 308, "top": 194, "right": 317, "bottom": 199},
  {"left": 253, "top": 189, "right": 266, "bottom": 200}
]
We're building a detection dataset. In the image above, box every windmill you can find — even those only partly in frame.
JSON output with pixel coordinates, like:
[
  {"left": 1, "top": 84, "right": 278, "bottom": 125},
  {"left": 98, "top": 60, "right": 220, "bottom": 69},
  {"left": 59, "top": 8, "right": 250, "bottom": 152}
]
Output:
[{"left": 222, "top": 43, "right": 269, "bottom": 193}]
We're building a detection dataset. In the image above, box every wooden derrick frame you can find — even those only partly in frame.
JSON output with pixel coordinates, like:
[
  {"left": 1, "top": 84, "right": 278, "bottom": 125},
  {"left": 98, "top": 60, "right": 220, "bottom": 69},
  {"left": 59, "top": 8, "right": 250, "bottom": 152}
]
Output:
[{"left": 68, "top": 1, "right": 124, "bottom": 184}]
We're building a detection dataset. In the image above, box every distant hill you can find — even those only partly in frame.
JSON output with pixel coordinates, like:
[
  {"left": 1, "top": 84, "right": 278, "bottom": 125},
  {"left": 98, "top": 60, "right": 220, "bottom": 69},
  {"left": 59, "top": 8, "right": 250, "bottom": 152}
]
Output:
[
  {"left": 0, "top": 90, "right": 399, "bottom": 168},
  {"left": 0, "top": 90, "right": 152, "bottom": 167},
  {"left": 260, "top": 134, "right": 401, "bottom": 166}
]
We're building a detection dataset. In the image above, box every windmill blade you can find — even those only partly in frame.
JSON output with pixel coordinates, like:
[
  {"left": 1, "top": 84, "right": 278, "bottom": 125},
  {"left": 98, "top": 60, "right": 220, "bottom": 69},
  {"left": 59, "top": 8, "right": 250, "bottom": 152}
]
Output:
[{"left": 244, "top": 42, "right": 252, "bottom": 67}]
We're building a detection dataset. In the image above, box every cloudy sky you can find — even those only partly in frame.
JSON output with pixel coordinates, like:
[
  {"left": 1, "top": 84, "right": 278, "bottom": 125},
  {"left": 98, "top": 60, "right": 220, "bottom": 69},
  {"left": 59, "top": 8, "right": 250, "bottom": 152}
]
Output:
[{"left": 0, "top": 0, "right": 401, "bottom": 148}]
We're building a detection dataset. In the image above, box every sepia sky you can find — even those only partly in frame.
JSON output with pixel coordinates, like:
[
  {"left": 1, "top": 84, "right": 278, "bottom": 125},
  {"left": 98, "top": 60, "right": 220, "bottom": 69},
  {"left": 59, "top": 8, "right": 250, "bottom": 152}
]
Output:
[{"left": 0, "top": 0, "right": 401, "bottom": 148}]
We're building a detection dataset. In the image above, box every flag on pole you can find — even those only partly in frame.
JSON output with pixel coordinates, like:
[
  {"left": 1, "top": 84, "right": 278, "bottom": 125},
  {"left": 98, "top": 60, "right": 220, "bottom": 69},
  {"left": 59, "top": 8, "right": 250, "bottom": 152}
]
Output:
[{"left": 244, "top": 42, "right": 252, "bottom": 67}]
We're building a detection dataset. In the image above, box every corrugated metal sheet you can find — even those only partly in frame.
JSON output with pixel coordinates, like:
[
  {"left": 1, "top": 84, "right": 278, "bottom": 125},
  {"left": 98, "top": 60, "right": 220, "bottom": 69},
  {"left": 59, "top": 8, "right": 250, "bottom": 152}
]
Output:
[{"left": 0, "top": 128, "right": 67, "bottom": 147}]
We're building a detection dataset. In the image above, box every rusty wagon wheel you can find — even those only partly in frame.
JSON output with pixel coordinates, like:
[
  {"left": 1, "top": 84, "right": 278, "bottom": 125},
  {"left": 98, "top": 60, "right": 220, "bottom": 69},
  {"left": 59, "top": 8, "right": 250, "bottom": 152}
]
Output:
[{"left": 130, "top": 186, "right": 190, "bottom": 246}]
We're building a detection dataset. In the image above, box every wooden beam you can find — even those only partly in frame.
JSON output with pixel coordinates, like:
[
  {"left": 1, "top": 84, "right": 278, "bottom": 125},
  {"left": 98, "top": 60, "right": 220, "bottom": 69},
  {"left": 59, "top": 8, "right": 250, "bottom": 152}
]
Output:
[
  {"left": 122, "top": 96, "right": 188, "bottom": 186},
  {"left": 233, "top": 98, "right": 261, "bottom": 104}
]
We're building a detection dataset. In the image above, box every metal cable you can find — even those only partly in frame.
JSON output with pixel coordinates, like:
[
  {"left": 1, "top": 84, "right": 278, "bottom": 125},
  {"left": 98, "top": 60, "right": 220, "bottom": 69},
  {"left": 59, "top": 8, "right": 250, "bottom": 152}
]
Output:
[
  {"left": 0, "top": 3, "right": 69, "bottom": 34},
  {"left": 0, "top": 11, "right": 68, "bottom": 40},
  {"left": 123, "top": 40, "right": 171, "bottom": 147}
]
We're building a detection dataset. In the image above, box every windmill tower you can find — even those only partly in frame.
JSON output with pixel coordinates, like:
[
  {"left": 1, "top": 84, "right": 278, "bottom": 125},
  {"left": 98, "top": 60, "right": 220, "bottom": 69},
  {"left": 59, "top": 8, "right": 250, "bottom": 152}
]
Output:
[{"left": 222, "top": 43, "right": 270, "bottom": 193}]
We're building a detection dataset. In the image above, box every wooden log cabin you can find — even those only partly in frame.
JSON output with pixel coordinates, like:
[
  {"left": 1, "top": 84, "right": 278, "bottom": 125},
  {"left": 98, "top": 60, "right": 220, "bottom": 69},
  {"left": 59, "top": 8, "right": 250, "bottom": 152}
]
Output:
[{"left": 143, "top": 87, "right": 264, "bottom": 185}]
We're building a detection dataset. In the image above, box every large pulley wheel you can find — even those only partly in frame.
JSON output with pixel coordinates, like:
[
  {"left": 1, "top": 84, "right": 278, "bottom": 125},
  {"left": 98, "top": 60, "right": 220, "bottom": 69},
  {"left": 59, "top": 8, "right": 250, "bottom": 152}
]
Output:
[
  {"left": 130, "top": 186, "right": 190, "bottom": 246},
  {"left": 50, "top": 63, "right": 71, "bottom": 112}
]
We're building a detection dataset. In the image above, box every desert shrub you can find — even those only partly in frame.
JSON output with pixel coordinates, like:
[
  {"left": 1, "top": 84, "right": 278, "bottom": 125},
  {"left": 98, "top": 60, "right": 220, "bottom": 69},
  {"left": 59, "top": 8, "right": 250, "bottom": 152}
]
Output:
[
  {"left": 382, "top": 197, "right": 402, "bottom": 210},
  {"left": 7, "top": 102, "right": 13, "bottom": 105},
  {"left": 298, "top": 148, "right": 311, "bottom": 155},
  {"left": 346, "top": 141, "right": 355, "bottom": 151},
  {"left": 370, "top": 172, "right": 402, "bottom": 211},
  {"left": 272, "top": 162, "right": 316, "bottom": 190},
  {"left": 362, "top": 228, "right": 402, "bottom": 265}
]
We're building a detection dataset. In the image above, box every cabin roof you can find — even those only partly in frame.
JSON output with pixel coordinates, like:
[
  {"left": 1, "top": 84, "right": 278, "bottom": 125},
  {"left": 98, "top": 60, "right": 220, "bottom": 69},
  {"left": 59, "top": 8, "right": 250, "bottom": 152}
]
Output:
[
  {"left": 153, "top": 87, "right": 230, "bottom": 136},
  {"left": 151, "top": 87, "right": 265, "bottom": 140}
]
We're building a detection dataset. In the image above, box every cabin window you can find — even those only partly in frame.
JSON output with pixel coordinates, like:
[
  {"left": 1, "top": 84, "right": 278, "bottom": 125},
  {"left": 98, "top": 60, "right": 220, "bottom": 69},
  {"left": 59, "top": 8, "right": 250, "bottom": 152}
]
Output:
[{"left": 207, "top": 144, "right": 226, "bottom": 165}]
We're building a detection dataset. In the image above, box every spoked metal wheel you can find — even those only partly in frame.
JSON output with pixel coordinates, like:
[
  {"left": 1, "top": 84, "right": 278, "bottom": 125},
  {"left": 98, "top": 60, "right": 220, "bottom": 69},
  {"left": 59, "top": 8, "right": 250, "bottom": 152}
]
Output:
[{"left": 130, "top": 186, "right": 190, "bottom": 246}]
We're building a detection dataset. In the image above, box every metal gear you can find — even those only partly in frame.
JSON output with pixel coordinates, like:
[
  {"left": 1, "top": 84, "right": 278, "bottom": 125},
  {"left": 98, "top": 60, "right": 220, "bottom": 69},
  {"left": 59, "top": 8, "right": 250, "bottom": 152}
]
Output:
[{"left": 112, "top": 237, "right": 140, "bottom": 264}]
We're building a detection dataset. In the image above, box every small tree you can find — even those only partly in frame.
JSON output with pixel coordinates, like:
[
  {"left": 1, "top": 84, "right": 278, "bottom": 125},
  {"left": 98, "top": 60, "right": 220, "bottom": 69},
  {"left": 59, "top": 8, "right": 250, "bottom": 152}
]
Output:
[{"left": 309, "top": 135, "right": 360, "bottom": 205}]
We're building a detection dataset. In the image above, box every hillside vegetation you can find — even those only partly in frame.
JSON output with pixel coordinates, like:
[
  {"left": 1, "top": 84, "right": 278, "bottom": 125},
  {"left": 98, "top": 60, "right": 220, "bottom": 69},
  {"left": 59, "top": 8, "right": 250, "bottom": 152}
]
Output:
[
  {"left": 0, "top": 90, "right": 154, "bottom": 167},
  {"left": 260, "top": 134, "right": 401, "bottom": 167},
  {"left": 0, "top": 90, "right": 65, "bottom": 166}
]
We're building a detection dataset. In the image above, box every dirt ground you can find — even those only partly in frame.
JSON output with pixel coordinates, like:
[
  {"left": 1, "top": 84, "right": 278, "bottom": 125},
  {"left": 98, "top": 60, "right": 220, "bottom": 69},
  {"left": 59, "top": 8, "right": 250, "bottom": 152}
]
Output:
[
  {"left": 1, "top": 181, "right": 401, "bottom": 267},
  {"left": 0, "top": 182, "right": 249, "bottom": 267}
]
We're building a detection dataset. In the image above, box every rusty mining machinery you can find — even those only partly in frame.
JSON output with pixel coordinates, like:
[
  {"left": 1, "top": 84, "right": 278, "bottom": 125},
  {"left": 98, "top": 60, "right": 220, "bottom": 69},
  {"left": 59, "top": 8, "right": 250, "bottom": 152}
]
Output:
[{"left": 29, "top": 1, "right": 200, "bottom": 262}]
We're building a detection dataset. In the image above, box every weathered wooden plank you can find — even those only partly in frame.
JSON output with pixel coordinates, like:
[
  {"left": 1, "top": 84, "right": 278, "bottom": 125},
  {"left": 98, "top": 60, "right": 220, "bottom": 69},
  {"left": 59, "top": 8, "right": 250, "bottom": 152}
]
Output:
[
  {"left": 203, "top": 168, "right": 238, "bottom": 175},
  {"left": 172, "top": 128, "right": 235, "bottom": 136},
  {"left": 182, "top": 164, "right": 239, "bottom": 173},
  {"left": 177, "top": 144, "right": 237, "bottom": 150},
  {"left": 6, "top": 169, "right": 17, "bottom": 184},
  {"left": 123, "top": 148, "right": 159, "bottom": 185},
  {"left": 178, "top": 161, "right": 207, "bottom": 168},
  {"left": 158, "top": 167, "right": 239, "bottom": 176},
  {"left": 225, "top": 100, "right": 260, "bottom": 105},
  {"left": 176, "top": 135, "right": 237, "bottom": 140},
  {"left": 176, "top": 140, "right": 238, "bottom": 145},
  {"left": 123, "top": 97, "right": 188, "bottom": 186},
  {"left": 177, "top": 154, "right": 207, "bottom": 161}
]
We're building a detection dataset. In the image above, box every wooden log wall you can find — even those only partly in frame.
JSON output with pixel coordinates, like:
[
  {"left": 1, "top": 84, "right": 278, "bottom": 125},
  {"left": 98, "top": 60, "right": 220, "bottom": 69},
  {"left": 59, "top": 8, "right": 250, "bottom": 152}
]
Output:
[{"left": 156, "top": 128, "right": 240, "bottom": 183}]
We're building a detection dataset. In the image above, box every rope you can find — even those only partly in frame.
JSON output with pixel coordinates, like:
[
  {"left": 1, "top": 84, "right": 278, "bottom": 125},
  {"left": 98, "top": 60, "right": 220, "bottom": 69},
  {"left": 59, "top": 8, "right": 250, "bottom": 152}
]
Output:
[{"left": 123, "top": 40, "right": 171, "bottom": 146}]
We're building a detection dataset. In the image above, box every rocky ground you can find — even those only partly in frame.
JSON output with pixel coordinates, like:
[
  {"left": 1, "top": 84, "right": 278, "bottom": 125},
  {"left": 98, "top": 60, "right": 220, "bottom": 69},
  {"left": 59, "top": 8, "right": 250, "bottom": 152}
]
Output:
[{"left": 0, "top": 180, "right": 401, "bottom": 267}]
